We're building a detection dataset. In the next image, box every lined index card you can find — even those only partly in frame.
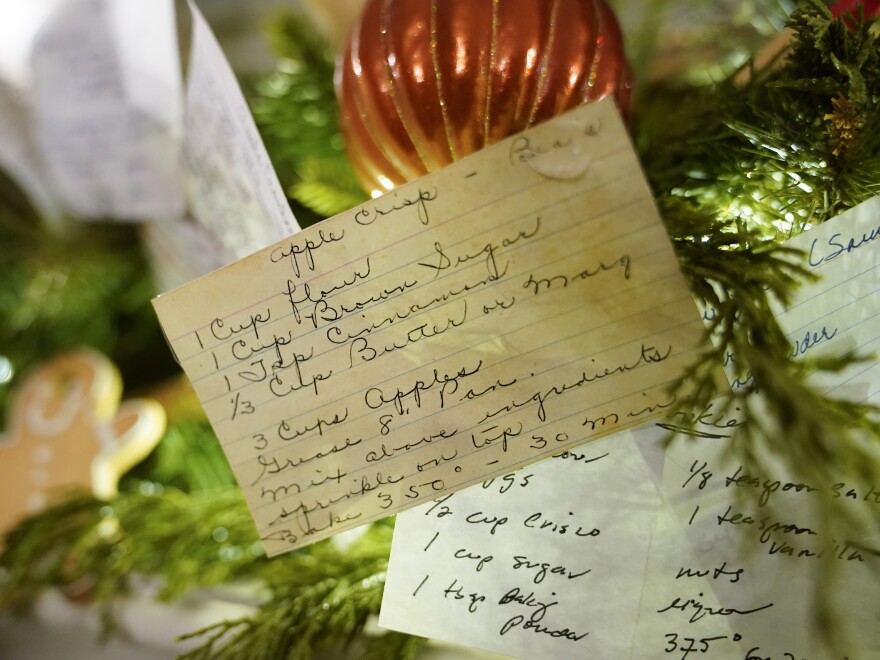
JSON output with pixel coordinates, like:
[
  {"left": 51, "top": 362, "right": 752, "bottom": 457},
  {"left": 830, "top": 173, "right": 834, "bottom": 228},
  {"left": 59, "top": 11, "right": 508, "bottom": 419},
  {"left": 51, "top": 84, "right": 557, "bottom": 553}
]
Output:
[{"left": 153, "top": 98, "right": 718, "bottom": 555}]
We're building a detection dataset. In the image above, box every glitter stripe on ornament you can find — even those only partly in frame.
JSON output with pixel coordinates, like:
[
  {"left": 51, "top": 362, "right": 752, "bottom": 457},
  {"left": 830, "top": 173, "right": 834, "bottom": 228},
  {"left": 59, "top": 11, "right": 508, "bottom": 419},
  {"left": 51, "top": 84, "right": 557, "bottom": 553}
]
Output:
[
  {"left": 336, "top": 0, "right": 633, "bottom": 195},
  {"left": 429, "top": 0, "right": 457, "bottom": 162},
  {"left": 379, "top": 0, "right": 433, "bottom": 174},
  {"left": 482, "top": 0, "right": 500, "bottom": 146},
  {"left": 528, "top": 0, "right": 560, "bottom": 126}
]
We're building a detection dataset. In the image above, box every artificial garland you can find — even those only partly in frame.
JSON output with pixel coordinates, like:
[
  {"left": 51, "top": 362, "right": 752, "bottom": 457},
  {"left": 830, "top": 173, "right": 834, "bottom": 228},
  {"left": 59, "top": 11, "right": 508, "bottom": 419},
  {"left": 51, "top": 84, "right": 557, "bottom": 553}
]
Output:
[{"left": 1, "top": 1, "right": 878, "bottom": 657}]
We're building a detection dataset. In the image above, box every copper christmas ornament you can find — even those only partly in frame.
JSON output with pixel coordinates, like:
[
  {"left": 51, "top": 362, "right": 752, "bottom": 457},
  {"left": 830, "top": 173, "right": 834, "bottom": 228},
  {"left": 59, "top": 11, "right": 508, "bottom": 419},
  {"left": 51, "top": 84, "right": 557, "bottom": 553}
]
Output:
[{"left": 336, "top": 0, "right": 633, "bottom": 195}]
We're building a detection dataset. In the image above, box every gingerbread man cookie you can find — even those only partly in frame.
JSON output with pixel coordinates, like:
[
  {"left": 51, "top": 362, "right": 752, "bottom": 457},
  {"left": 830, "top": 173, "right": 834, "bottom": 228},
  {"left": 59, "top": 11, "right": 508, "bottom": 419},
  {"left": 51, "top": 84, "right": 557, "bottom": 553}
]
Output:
[{"left": 0, "top": 349, "right": 166, "bottom": 535}]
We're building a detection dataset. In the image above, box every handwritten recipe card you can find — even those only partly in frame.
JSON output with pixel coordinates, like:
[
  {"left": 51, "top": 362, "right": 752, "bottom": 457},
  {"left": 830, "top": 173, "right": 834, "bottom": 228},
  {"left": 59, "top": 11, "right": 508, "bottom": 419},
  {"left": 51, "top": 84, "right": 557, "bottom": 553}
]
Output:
[
  {"left": 772, "top": 195, "right": 879, "bottom": 401},
  {"left": 380, "top": 429, "right": 665, "bottom": 659},
  {"left": 637, "top": 201, "right": 880, "bottom": 659},
  {"left": 636, "top": 427, "right": 880, "bottom": 660},
  {"left": 153, "top": 98, "right": 716, "bottom": 555}
]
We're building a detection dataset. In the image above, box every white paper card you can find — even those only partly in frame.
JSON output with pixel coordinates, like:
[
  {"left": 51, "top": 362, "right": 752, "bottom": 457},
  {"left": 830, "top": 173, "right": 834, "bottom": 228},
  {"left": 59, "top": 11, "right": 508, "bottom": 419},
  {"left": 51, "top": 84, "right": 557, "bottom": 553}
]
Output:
[
  {"left": 29, "top": 0, "right": 184, "bottom": 221},
  {"left": 183, "top": 0, "right": 299, "bottom": 259},
  {"left": 141, "top": 216, "right": 235, "bottom": 294},
  {"left": 774, "top": 197, "right": 880, "bottom": 401},
  {"left": 713, "top": 197, "right": 879, "bottom": 398},
  {"left": 380, "top": 430, "right": 662, "bottom": 659},
  {"left": 633, "top": 430, "right": 880, "bottom": 659},
  {"left": 0, "top": 78, "right": 56, "bottom": 215}
]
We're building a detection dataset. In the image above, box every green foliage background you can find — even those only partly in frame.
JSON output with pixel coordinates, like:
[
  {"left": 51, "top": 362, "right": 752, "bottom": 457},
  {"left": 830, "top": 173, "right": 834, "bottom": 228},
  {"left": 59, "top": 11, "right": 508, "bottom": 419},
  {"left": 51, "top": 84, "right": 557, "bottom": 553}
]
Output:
[{"left": 1, "top": 1, "right": 878, "bottom": 658}]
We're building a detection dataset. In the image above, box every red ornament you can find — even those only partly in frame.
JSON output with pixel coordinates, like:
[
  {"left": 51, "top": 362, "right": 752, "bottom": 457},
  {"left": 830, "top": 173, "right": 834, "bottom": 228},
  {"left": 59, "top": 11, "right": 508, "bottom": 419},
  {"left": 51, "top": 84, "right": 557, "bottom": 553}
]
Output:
[
  {"left": 336, "top": 0, "right": 632, "bottom": 194},
  {"left": 831, "top": 0, "right": 880, "bottom": 19},
  {"left": 831, "top": 0, "right": 880, "bottom": 29}
]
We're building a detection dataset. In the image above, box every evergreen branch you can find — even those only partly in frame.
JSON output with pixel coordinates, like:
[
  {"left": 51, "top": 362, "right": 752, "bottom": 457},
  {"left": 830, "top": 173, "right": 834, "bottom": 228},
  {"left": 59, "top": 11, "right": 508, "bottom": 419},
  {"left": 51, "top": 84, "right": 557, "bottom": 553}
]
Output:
[
  {"left": 359, "top": 631, "right": 427, "bottom": 660},
  {"left": 122, "top": 420, "right": 236, "bottom": 493},
  {"left": 247, "top": 8, "right": 367, "bottom": 224},
  {"left": 0, "top": 486, "right": 263, "bottom": 612},
  {"left": 290, "top": 157, "right": 369, "bottom": 218},
  {"left": 0, "top": 458, "right": 403, "bottom": 658},
  {"left": 263, "top": 9, "right": 336, "bottom": 67},
  {"left": 177, "top": 523, "right": 395, "bottom": 660},
  {"left": 0, "top": 218, "right": 178, "bottom": 427},
  {"left": 0, "top": 493, "right": 104, "bottom": 613}
]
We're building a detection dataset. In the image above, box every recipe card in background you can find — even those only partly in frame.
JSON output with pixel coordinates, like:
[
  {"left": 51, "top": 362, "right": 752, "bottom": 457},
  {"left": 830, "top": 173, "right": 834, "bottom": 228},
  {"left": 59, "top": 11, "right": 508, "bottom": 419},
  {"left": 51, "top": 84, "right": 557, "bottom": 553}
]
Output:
[
  {"left": 712, "top": 195, "right": 879, "bottom": 399},
  {"left": 30, "top": 0, "right": 184, "bottom": 221},
  {"left": 383, "top": 413, "right": 879, "bottom": 660},
  {"left": 632, "top": 428, "right": 880, "bottom": 660},
  {"left": 772, "top": 195, "right": 879, "bottom": 401},
  {"left": 143, "top": 0, "right": 304, "bottom": 292},
  {"left": 153, "top": 98, "right": 720, "bottom": 556},
  {"left": 379, "top": 429, "right": 664, "bottom": 660},
  {"left": 182, "top": 0, "right": 300, "bottom": 260},
  {"left": 638, "top": 205, "right": 880, "bottom": 658}
]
